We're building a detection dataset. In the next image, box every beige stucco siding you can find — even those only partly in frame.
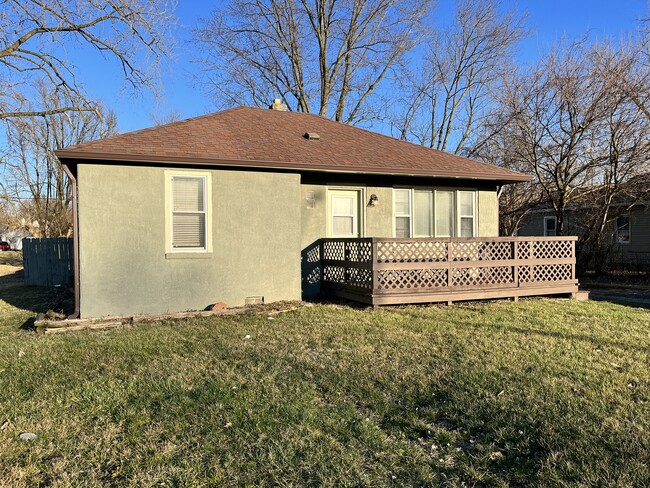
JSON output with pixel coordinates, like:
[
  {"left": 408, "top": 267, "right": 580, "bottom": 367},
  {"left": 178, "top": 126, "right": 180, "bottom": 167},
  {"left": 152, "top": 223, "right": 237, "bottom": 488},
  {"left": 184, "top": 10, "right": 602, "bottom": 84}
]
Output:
[{"left": 78, "top": 164, "right": 301, "bottom": 317}]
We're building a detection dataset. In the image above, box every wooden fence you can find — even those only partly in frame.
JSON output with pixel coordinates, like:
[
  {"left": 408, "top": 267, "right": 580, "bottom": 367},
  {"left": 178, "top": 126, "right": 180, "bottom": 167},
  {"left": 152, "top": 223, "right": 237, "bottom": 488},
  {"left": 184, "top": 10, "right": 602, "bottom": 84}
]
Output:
[
  {"left": 22, "top": 238, "right": 74, "bottom": 287},
  {"left": 321, "top": 236, "right": 578, "bottom": 306}
]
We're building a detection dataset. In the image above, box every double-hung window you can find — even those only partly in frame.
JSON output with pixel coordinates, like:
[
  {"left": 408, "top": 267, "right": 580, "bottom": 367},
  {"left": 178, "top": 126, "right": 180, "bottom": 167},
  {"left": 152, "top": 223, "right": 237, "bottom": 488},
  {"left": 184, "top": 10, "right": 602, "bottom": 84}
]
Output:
[
  {"left": 394, "top": 188, "right": 476, "bottom": 238},
  {"left": 544, "top": 216, "right": 557, "bottom": 237},
  {"left": 166, "top": 172, "right": 212, "bottom": 254},
  {"left": 616, "top": 215, "right": 630, "bottom": 244},
  {"left": 394, "top": 189, "right": 412, "bottom": 237},
  {"left": 458, "top": 191, "right": 475, "bottom": 237}
]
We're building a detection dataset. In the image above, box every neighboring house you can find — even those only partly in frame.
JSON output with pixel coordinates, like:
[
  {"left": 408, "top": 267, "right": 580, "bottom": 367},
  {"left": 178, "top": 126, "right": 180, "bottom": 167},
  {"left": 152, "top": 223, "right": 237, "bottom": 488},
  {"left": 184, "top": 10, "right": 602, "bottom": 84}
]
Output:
[
  {"left": 55, "top": 104, "right": 530, "bottom": 318},
  {"left": 0, "top": 228, "right": 30, "bottom": 251},
  {"left": 518, "top": 180, "right": 650, "bottom": 270}
]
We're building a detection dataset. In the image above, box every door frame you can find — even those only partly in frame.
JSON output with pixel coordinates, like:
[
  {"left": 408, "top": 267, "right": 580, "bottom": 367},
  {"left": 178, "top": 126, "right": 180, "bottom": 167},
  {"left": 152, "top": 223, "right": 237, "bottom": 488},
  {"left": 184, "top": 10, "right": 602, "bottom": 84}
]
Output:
[{"left": 326, "top": 187, "right": 366, "bottom": 238}]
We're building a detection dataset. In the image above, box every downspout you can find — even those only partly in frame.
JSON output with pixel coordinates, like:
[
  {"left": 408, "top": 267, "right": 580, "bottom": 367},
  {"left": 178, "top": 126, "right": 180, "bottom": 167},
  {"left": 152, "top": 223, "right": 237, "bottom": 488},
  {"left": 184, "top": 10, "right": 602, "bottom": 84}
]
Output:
[{"left": 62, "top": 163, "right": 80, "bottom": 319}]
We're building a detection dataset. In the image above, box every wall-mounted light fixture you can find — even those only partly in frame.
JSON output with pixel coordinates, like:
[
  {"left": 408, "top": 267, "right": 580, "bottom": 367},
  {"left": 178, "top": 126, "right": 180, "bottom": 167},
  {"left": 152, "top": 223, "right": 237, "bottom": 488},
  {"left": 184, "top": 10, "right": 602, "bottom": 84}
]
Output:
[{"left": 368, "top": 194, "right": 379, "bottom": 207}]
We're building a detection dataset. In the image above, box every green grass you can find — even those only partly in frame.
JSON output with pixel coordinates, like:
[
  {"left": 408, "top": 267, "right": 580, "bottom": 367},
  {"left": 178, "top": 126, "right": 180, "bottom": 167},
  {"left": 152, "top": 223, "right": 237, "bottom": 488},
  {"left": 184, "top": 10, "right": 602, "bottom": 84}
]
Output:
[{"left": 1, "top": 287, "right": 649, "bottom": 486}]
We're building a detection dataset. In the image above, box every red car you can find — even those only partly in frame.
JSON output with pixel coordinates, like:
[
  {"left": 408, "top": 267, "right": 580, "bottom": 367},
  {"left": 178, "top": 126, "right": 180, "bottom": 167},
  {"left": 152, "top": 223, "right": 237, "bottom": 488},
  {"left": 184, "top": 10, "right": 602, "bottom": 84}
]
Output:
[{"left": 0, "top": 242, "right": 10, "bottom": 251}]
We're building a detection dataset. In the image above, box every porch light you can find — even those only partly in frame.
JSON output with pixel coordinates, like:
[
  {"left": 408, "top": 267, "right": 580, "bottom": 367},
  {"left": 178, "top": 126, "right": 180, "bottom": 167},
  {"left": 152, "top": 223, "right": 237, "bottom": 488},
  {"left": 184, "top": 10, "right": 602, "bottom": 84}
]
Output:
[{"left": 368, "top": 194, "right": 379, "bottom": 207}]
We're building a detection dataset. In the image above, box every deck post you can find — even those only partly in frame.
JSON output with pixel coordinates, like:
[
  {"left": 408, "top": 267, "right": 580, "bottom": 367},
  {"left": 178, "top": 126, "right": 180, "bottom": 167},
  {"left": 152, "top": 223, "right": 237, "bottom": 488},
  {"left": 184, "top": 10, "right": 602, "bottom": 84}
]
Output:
[
  {"left": 446, "top": 239, "right": 453, "bottom": 288},
  {"left": 571, "top": 239, "right": 576, "bottom": 281},
  {"left": 513, "top": 240, "right": 519, "bottom": 287},
  {"left": 371, "top": 238, "right": 379, "bottom": 307}
]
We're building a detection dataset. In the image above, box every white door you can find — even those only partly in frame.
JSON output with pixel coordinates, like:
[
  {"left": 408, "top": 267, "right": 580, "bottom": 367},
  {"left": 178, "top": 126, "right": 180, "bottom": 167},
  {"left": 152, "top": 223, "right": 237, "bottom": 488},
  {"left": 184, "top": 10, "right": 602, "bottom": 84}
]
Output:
[{"left": 328, "top": 190, "right": 362, "bottom": 237}]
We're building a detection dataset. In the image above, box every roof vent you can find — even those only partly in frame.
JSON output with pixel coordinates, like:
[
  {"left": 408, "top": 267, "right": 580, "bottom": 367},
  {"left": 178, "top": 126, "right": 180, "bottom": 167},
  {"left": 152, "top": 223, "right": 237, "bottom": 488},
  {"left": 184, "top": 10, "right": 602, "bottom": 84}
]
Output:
[
  {"left": 304, "top": 132, "right": 320, "bottom": 141},
  {"left": 270, "top": 98, "right": 288, "bottom": 111}
]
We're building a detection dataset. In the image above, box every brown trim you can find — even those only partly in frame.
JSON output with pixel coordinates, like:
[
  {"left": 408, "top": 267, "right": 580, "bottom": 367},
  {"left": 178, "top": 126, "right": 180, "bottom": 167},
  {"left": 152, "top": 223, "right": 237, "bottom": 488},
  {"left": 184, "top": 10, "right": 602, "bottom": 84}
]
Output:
[
  {"left": 62, "top": 163, "right": 80, "bottom": 319},
  {"left": 55, "top": 151, "right": 532, "bottom": 183}
]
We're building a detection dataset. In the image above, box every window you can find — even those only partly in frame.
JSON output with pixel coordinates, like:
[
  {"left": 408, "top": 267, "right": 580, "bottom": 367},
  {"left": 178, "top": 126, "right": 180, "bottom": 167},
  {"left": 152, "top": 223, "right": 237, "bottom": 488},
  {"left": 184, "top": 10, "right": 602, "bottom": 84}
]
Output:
[
  {"left": 616, "top": 215, "right": 630, "bottom": 244},
  {"left": 166, "top": 172, "right": 212, "bottom": 253},
  {"left": 544, "top": 216, "right": 557, "bottom": 237},
  {"left": 413, "top": 190, "right": 433, "bottom": 237},
  {"left": 394, "top": 189, "right": 411, "bottom": 237},
  {"left": 458, "top": 191, "right": 475, "bottom": 237},
  {"left": 393, "top": 189, "right": 476, "bottom": 238},
  {"left": 435, "top": 190, "right": 454, "bottom": 237}
]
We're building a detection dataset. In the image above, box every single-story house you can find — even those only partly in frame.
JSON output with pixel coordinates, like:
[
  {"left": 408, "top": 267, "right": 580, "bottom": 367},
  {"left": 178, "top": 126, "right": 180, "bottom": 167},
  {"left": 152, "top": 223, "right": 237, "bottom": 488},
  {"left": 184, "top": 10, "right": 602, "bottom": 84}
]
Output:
[{"left": 56, "top": 103, "right": 531, "bottom": 318}]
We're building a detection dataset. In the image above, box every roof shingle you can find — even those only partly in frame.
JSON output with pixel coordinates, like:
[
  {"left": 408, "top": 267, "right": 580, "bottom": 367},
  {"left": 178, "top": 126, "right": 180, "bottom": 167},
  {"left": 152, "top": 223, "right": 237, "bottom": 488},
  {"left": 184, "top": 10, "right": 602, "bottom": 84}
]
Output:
[{"left": 56, "top": 106, "right": 530, "bottom": 183}]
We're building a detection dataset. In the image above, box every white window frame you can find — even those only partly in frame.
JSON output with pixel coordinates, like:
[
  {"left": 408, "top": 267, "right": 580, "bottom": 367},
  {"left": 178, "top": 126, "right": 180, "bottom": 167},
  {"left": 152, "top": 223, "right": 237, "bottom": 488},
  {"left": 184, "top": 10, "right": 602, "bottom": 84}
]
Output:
[
  {"left": 615, "top": 214, "right": 631, "bottom": 244},
  {"left": 457, "top": 190, "right": 476, "bottom": 238},
  {"left": 393, "top": 188, "right": 413, "bottom": 238},
  {"left": 544, "top": 216, "right": 557, "bottom": 237},
  {"left": 165, "top": 170, "right": 213, "bottom": 254},
  {"left": 393, "top": 188, "right": 478, "bottom": 238}
]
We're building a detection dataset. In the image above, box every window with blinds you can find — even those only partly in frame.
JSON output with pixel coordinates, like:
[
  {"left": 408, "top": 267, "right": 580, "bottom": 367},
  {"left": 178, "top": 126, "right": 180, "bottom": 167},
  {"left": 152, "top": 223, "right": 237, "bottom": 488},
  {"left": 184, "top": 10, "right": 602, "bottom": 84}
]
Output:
[
  {"left": 393, "top": 188, "right": 476, "bottom": 238},
  {"left": 171, "top": 175, "right": 207, "bottom": 250}
]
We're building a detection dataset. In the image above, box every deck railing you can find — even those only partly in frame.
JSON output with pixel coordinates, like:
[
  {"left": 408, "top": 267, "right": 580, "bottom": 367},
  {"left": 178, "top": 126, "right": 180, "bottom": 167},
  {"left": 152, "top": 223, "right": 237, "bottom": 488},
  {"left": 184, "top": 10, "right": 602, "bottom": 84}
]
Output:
[{"left": 321, "top": 236, "right": 578, "bottom": 306}]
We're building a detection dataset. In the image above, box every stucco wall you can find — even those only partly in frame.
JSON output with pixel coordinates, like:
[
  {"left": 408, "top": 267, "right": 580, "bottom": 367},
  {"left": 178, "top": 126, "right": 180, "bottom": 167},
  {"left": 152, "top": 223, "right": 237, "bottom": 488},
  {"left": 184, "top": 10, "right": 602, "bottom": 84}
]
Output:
[{"left": 77, "top": 164, "right": 301, "bottom": 317}]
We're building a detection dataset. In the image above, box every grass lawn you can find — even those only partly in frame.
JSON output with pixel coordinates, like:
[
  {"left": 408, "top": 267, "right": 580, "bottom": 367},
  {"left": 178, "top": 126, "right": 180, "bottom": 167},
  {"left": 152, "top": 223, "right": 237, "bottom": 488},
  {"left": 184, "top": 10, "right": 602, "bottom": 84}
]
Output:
[{"left": 1, "top": 287, "right": 649, "bottom": 486}]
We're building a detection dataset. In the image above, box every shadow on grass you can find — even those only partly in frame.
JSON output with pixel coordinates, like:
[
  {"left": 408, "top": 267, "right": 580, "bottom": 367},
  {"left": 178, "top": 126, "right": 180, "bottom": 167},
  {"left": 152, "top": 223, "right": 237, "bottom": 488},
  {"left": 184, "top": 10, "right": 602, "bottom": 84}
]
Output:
[{"left": 0, "top": 284, "right": 73, "bottom": 331}]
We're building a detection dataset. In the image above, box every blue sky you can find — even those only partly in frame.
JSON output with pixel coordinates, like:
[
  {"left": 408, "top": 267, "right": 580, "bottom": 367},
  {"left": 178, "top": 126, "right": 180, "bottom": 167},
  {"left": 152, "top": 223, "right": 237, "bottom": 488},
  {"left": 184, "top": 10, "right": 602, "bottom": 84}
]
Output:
[{"left": 76, "top": 0, "right": 648, "bottom": 134}]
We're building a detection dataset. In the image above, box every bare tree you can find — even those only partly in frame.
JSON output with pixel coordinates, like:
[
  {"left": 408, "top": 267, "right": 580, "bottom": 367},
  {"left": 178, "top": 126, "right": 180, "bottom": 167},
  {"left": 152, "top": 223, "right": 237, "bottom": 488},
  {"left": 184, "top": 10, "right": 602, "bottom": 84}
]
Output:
[
  {"left": 0, "top": 0, "right": 175, "bottom": 121},
  {"left": 393, "top": 0, "right": 526, "bottom": 153},
  {"left": 1, "top": 85, "right": 117, "bottom": 237},
  {"left": 193, "top": 0, "right": 430, "bottom": 124},
  {"left": 484, "top": 34, "right": 650, "bottom": 272}
]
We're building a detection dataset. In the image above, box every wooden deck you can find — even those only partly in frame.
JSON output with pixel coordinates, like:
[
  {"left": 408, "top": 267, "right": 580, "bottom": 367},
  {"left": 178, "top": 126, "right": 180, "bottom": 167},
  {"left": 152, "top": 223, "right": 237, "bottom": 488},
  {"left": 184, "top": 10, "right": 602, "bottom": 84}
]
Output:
[{"left": 321, "top": 236, "right": 579, "bottom": 306}]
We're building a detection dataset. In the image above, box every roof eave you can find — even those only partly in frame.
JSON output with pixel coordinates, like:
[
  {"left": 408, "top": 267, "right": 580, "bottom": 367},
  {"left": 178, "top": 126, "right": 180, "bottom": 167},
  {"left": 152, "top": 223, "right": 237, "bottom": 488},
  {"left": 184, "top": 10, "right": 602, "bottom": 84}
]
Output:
[{"left": 54, "top": 150, "right": 533, "bottom": 184}]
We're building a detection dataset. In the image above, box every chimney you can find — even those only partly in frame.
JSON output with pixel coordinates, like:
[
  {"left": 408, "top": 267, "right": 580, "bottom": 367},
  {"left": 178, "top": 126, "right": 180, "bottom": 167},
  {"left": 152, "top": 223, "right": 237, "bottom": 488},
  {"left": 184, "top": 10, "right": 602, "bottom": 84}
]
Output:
[{"left": 270, "top": 98, "right": 288, "bottom": 111}]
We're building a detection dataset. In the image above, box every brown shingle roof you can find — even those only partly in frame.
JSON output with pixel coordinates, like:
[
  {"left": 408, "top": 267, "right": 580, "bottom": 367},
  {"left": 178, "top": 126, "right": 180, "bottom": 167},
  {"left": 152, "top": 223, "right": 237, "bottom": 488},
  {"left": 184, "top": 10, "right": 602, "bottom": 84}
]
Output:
[{"left": 56, "top": 106, "right": 530, "bottom": 183}]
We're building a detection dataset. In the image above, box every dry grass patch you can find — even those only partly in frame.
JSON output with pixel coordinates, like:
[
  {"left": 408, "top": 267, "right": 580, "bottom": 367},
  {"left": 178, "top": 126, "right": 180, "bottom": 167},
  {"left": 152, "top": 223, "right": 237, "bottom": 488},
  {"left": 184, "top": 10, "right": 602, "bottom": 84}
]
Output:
[{"left": 0, "top": 287, "right": 649, "bottom": 485}]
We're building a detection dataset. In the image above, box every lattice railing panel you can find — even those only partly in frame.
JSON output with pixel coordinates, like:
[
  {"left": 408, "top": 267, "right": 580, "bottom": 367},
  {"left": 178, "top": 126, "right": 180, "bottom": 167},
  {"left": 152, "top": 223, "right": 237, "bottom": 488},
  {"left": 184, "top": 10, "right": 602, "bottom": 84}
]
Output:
[
  {"left": 532, "top": 240, "right": 573, "bottom": 259},
  {"left": 452, "top": 241, "right": 513, "bottom": 261},
  {"left": 377, "top": 269, "right": 447, "bottom": 289},
  {"left": 322, "top": 239, "right": 372, "bottom": 262},
  {"left": 322, "top": 265, "right": 373, "bottom": 289},
  {"left": 452, "top": 266, "right": 514, "bottom": 287},
  {"left": 519, "top": 264, "right": 573, "bottom": 283},
  {"left": 377, "top": 241, "right": 447, "bottom": 263}
]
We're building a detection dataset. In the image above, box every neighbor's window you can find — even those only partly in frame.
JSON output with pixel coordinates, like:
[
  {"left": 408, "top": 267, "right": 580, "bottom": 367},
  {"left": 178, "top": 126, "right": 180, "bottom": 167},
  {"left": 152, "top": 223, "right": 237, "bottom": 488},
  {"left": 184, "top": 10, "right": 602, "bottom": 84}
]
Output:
[
  {"left": 394, "top": 189, "right": 412, "bottom": 238},
  {"left": 616, "top": 215, "right": 630, "bottom": 244},
  {"left": 170, "top": 175, "right": 208, "bottom": 251},
  {"left": 393, "top": 189, "right": 476, "bottom": 238},
  {"left": 544, "top": 216, "right": 557, "bottom": 237}
]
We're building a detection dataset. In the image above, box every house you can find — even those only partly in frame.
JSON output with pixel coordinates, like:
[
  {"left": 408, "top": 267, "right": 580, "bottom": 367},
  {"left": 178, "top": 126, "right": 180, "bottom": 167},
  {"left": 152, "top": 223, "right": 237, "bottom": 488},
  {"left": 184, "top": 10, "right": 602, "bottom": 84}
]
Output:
[
  {"left": 518, "top": 177, "right": 650, "bottom": 271},
  {"left": 55, "top": 103, "right": 533, "bottom": 318}
]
